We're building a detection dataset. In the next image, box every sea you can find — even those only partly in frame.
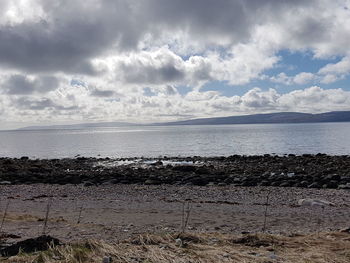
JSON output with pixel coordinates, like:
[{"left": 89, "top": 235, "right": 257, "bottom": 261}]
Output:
[{"left": 0, "top": 122, "right": 349, "bottom": 159}]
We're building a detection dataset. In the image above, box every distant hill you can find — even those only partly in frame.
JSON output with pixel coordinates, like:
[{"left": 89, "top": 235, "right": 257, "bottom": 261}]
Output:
[
  {"left": 18, "top": 111, "right": 350, "bottom": 130},
  {"left": 18, "top": 121, "right": 136, "bottom": 130},
  {"left": 156, "top": 111, "right": 350, "bottom": 125}
]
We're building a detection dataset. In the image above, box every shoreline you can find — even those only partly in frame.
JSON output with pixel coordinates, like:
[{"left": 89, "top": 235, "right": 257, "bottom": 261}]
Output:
[{"left": 0, "top": 154, "right": 350, "bottom": 189}]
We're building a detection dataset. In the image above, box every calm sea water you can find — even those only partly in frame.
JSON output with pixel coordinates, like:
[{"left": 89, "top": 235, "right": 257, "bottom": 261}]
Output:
[{"left": 0, "top": 122, "right": 349, "bottom": 158}]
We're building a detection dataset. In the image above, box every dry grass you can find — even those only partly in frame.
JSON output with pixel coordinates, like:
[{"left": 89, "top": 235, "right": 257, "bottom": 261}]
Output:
[{"left": 2, "top": 231, "right": 350, "bottom": 263}]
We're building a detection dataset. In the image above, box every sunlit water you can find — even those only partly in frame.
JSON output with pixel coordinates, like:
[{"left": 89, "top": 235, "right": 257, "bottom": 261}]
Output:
[{"left": 0, "top": 122, "right": 349, "bottom": 158}]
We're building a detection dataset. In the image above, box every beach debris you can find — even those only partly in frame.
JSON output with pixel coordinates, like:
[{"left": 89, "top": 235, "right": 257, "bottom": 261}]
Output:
[
  {"left": 0, "top": 200, "right": 10, "bottom": 234},
  {"left": 102, "top": 256, "right": 112, "bottom": 263},
  {"left": 42, "top": 196, "right": 53, "bottom": 235},
  {"left": 0, "top": 235, "right": 60, "bottom": 256},
  {"left": 297, "top": 198, "right": 335, "bottom": 207},
  {"left": 175, "top": 238, "right": 183, "bottom": 247}
]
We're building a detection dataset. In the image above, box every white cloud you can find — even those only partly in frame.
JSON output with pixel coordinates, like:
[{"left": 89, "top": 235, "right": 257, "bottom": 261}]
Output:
[
  {"left": 293, "top": 72, "right": 316, "bottom": 85},
  {"left": 271, "top": 72, "right": 316, "bottom": 85}
]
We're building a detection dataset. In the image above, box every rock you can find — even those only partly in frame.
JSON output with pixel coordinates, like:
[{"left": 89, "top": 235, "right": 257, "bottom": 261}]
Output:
[
  {"left": 150, "top": 161, "right": 163, "bottom": 166},
  {"left": 279, "top": 181, "right": 292, "bottom": 187},
  {"left": 258, "top": 180, "right": 270, "bottom": 186},
  {"left": 195, "top": 166, "right": 211, "bottom": 174},
  {"left": 175, "top": 238, "right": 183, "bottom": 247},
  {"left": 297, "top": 180, "right": 309, "bottom": 187},
  {"left": 109, "top": 179, "right": 120, "bottom": 184},
  {"left": 298, "top": 199, "right": 335, "bottom": 207},
  {"left": 0, "top": 181, "right": 12, "bottom": 185},
  {"left": 241, "top": 181, "right": 257, "bottom": 187},
  {"left": 325, "top": 174, "right": 341, "bottom": 181},
  {"left": 217, "top": 182, "right": 227, "bottom": 186},
  {"left": 144, "top": 179, "right": 160, "bottom": 185},
  {"left": 340, "top": 227, "right": 350, "bottom": 233},
  {"left": 324, "top": 180, "right": 338, "bottom": 189},
  {"left": 0, "top": 235, "right": 60, "bottom": 256},
  {"left": 188, "top": 177, "right": 209, "bottom": 186},
  {"left": 172, "top": 165, "right": 196, "bottom": 172},
  {"left": 308, "top": 182, "right": 321, "bottom": 188},
  {"left": 102, "top": 256, "right": 112, "bottom": 263},
  {"left": 270, "top": 181, "right": 281, "bottom": 187},
  {"left": 83, "top": 181, "right": 94, "bottom": 187},
  {"left": 338, "top": 183, "right": 350, "bottom": 190}
]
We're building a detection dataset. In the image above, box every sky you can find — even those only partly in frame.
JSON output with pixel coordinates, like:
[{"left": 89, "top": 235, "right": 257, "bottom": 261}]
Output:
[{"left": 1, "top": 0, "right": 350, "bottom": 129}]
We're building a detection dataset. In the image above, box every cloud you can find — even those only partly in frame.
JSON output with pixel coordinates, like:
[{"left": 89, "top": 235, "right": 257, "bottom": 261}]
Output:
[
  {"left": 271, "top": 72, "right": 316, "bottom": 85},
  {"left": 318, "top": 56, "right": 350, "bottom": 83},
  {"left": 114, "top": 47, "right": 214, "bottom": 87},
  {"left": 278, "top": 86, "right": 350, "bottom": 112},
  {"left": 90, "top": 89, "right": 115, "bottom": 98},
  {"left": 15, "top": 96, "right": 79, "bottom": 111},
  {"left": 293, "top": 72, "right": 316, "bottom": 85},
  {"left": 0, "top": 0, "right": 345, "bottom": 76},
  {"left": 1, "top": 74, "right": 59, "bottom": 94},
  {"left": 272, "top": 56, "right": 350, "bottom": 86}
]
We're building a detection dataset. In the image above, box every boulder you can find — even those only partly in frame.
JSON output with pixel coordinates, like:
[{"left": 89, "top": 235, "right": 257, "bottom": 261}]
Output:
[
  {"left": 0, "top": 235, "right": 60, "bottom": 256},
  {"left": 338, "top": 183, "right": 350, "bottom": 190},
  {"left": 308, "top": 182, "right": 321, "bottom": 188},
  {"left": 144, "top": 179, "right": 161, "bottom": 185}
]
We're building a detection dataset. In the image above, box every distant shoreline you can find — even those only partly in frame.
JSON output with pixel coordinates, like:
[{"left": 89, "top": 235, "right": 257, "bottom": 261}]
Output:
[{"left": 13, "top": 110, "right": 350, "bottom": 131}]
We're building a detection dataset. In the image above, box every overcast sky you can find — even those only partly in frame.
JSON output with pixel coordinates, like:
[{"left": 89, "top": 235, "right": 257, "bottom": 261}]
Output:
[{"left": 1, "top": 0, "right": 350, "bottom": 129}]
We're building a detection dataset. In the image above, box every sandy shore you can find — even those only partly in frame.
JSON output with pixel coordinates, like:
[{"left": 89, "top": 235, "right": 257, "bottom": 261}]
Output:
[{"left": 0, "top": 184, "right": 349, "bottom": 243}]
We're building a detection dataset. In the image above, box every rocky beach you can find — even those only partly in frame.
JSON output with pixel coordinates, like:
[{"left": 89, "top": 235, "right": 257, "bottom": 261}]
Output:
[{"left": 1, "top": 154, "right": 350, "bottom": 189}]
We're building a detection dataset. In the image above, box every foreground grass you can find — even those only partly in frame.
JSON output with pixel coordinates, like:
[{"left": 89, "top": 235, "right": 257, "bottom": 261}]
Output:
[{"left": 3, "top": 231, "right": 350, "bottom": 263}]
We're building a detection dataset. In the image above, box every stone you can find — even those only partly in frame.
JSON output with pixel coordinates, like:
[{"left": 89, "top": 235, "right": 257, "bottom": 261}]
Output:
[
  {"left": 279, "top": 181, "right": 292, "bottom": 187},
  {"left": 338, "top": 183, "right": 350, "bottom": 190},
  {"left": 298, "top": 199, "right": 335, "bottom": 207},
  {"left": 144, "top": 179, "right": 160, "bottom": 185},
  {"left": 83, "top": 181, "right": 94, "bottom": 187},
  {"left": 102, "top": 256, "right": 112, "bottom": 263},
  {"left": 308, "top": 182, "right": 321, "bottom": 188},
  {"left": 0, "top": 181, "right": 12, "bottom": 185},
  {"left": 0, "top": 235, "right": 60, "bottom": 256}
]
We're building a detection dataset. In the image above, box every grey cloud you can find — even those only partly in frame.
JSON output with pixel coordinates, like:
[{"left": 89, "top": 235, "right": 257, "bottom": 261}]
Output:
[
  {"left": 90, "top": 89, "right": 115, "bottom": 97},
  {"left": 3, "top": 75, "right": 35, "bottom": 95},
  {"left": 16, "top": 97, "right": 78, "bottom": 111},
  {"left": 120, "top": 61, "right": 185, "bottom": 85},
  {"left": 143, "top": 86, "right": 178, "bottom": 96},
  {"left": 16, "top": 97, "right": 55, "bottom": 110},
  {"left": 143, "top": 0, "right": 316, "bottom": 46},
  {"left": 37, "top": 76, "right": 60, "bottom": 92},
  {"left": 0, "top": 1, "right": 144, "bottom": 74},
  {"left": 2, "top": 74, "right": 59, "bottom": 95},
  {"left": 0, "top": 0, "right": 319, "bottom": 75}
]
